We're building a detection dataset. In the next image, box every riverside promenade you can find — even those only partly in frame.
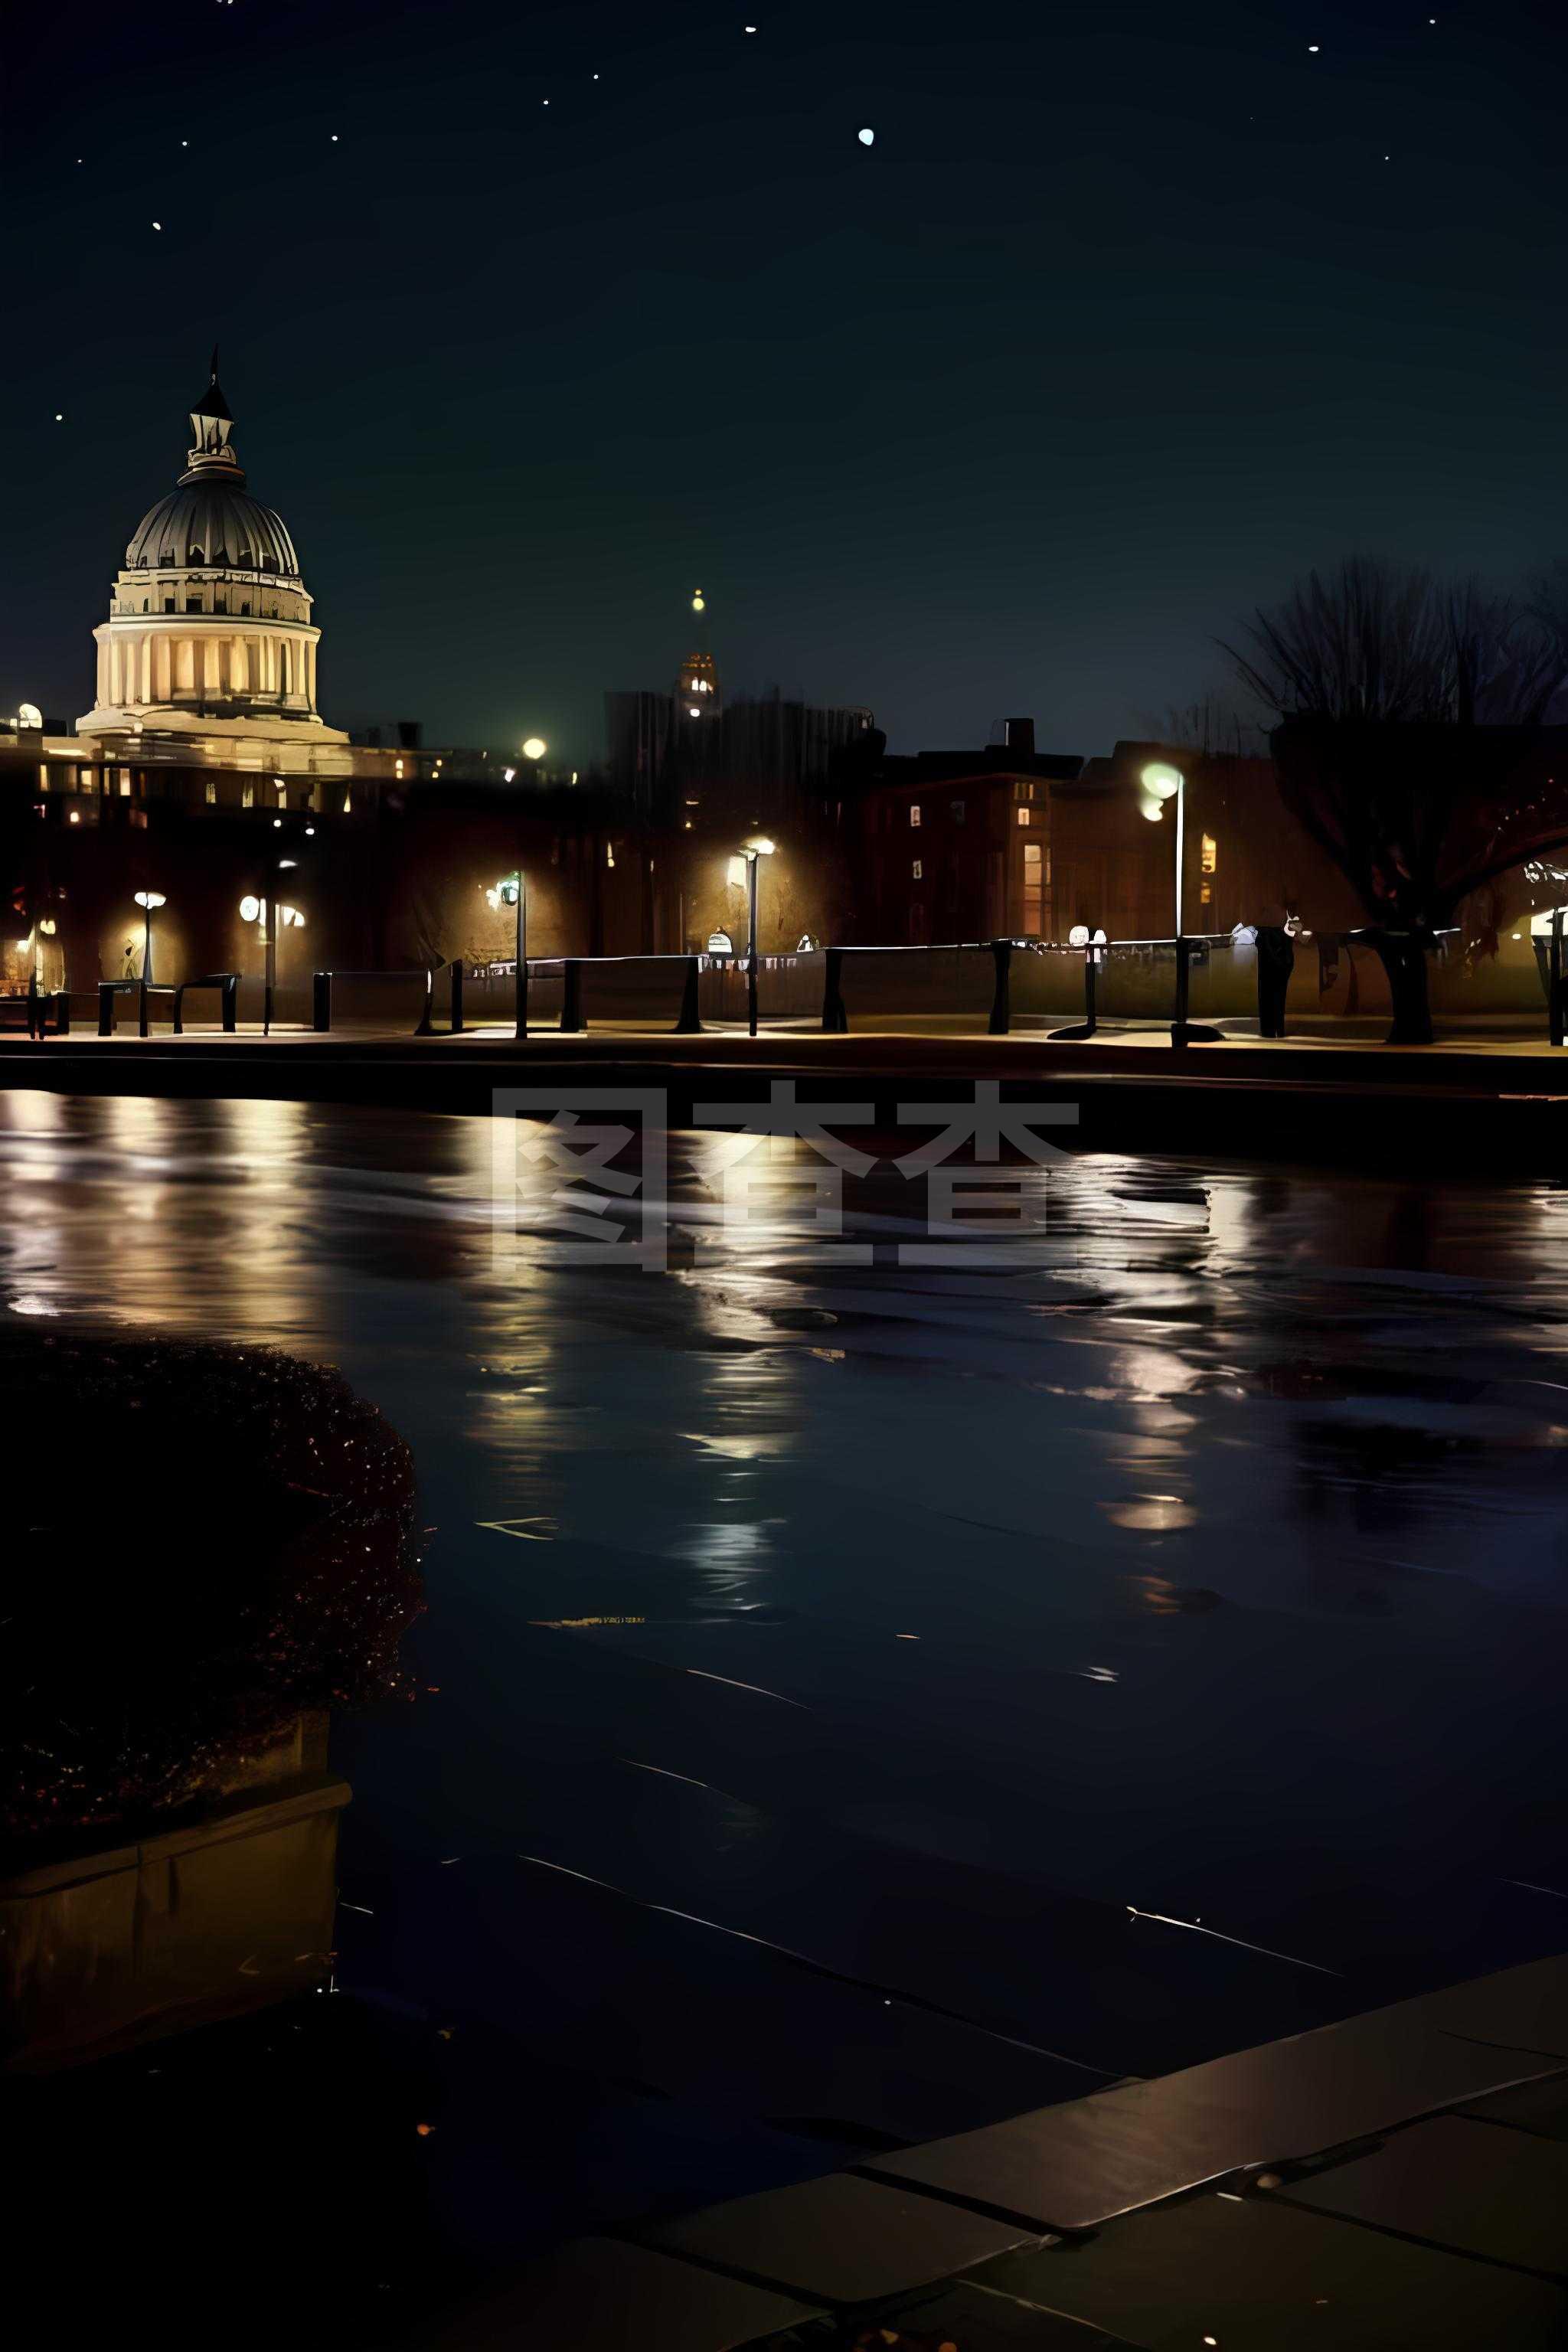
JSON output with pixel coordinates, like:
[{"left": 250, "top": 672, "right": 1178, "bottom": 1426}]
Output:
[
  {"left": 6, "top": 1019, "right": 1568, "bottom": 1166},
  {"left": 416, "top": 1951, "right": 1568, "bottom": 2350}
]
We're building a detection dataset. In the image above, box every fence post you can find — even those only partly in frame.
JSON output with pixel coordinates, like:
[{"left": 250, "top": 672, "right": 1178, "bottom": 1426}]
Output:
[
  {"left": 98, "top": 983, "right": 113, "bottom": 1037},
  {"left": 821, "top": 947, "right": 848, "bottom": 1033},
  {"left": 172, "top": 985, "right": 184, "bottom": 1036},
  {"left": 414, "top": 970, "right": 434, "bottom": 1037},
  {"left": 560, "top": 959, "right": 585, "bottom": 1033},
  {"left": 1171, "top": 934, "right": 1190, "bottom": 1048},
  {"left": 26, "top": 969, "right": 39, "bottom": 1040},
  {"left": 988, "top": 939, "right": 1012, "bottom": 1036},
  {"left": 449, "top": 957, "right": 464, "bottom": 1034},
  {"left": 672, "top": 955, "right": 702, "bottom": 1034},
  {"left": 138, "top": 980, "right": 149, "bottom": 1039},
  {"left": 312, "top": 971, "right": 332, "bottom": 1033},
  {"left": 54, "top": 986, "right": 70, "bottom": 1037},
  {"left": 1553, "top": 912, "right": 1564, "bottom": 1049},
  {"left": 222, "top": 975, "right": 237, "bottom": 1033}
]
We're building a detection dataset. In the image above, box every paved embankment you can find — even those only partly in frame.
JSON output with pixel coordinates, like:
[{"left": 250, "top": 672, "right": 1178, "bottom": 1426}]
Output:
[
  {"left": 5, "top": 1025, "right": 1568, "bottom": 1165},
  {"left": 414, "top": 1950, "right": 1568, "bottom": 2348}
]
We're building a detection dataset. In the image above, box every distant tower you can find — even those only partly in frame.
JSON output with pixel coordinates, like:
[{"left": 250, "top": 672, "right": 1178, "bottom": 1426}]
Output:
[{"left": 677, "top": 587, "right": 720, "bottom": 721}]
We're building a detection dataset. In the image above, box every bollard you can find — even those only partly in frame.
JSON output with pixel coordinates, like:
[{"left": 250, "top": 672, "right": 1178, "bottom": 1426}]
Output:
[
  {"left": 26, "top": 969, "right": 38, "bottom": 1040},
  {"left": 1048, "top": 939, "right": 1101, "bottom": 1042},
  {"left": 98, "top": 983, "right": 114, "bottom": 1037},
  {"left": 672, "top": 954, "right": 702, "bottom": 1034},
  {"left": 414, "top": 970, "right": 434, "bottom": 1037},
  {"left": 449, "top": 957, "right": 465, "bottom": 1034},
  {"left": 139, "top": 980, "right": 149, "bottom": 1040},
  {"left": 54, "top": 987, "right": 70, "bottom": 1037},
  {"left": 820, "top": 947, "right": 848, "bottom": 1033},
  {"left": 988, "top": 939, "right": 1012, "bottom": 1036},
  {"left": 312, "top": 971, "right": 332, "bottom": 1033},
  {"left": 1553, "top": 911, "right": 1564, "bottom": 1050},
  {"left": 1171, "top": 934, "right": 1190, "bottom": 1047},
  {"left": 221, "top": 975, "right": 237, "bottom": 1034},
  {"left": 560, "top": 958, "right": 585, "bottom": 1034}
]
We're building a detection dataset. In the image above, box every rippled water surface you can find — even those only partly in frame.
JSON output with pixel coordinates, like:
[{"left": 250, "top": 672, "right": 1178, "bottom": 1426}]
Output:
[{"left": 6, "top": 1091, "right": 1568, "bottom": 2318}]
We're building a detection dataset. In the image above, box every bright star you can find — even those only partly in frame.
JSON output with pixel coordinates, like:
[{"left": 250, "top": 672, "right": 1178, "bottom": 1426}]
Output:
[{"left": 858, "top": 126, "right": 875, "bottom": 145}]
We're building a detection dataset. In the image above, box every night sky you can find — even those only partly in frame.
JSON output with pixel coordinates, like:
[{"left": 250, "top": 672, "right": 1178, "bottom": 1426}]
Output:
[{"left": 5, "top": 2, "right": 1565, "bottom": 762}]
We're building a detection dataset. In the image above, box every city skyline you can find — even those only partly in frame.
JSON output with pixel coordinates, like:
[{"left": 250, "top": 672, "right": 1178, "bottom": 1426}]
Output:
[{"left": 7, "top": 2, "right": 1567, "bottom": 762}]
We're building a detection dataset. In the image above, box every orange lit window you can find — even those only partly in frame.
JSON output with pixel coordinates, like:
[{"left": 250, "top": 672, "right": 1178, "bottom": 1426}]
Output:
[
  {"left": 1200, "top": 833, "right": 1217, "bottom": 874},
  {"left": 910, "top": 804, "right": 921, "bottom": 827},
  {"left": 1016, "top": 805, "right": 1030, "bottom": 826},
  {"left": 912, "top": 858, "right": 923, "bottom": 880}
]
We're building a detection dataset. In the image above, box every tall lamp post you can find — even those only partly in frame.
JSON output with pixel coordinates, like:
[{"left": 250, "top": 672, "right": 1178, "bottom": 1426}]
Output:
[
  {"left": 1138, "top": 763, "right": 1220, "bottom": 1047},
  {"left": 488, "top": 871, "right": 526, "bottom": 1039},
  {"left": 132, "top": 889, "right": 166, "bottom": 983},
  {"left": 240, "top": 858, "right": 302, "bottom": 1035},
  {"left": 739, "top": 835, "right": 775, "bottom": 1037}
]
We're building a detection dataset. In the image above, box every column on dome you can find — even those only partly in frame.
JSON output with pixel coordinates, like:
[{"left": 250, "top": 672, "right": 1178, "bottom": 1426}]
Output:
[
  {"left": 155, "top": 635, "right": 172, "bottom": 701},
  {"left": 109, "top": 639, "right": 122, "bottom": 705},
  {"left": 230, "top": 638, "right": 248, "bottom": 696},
  {"left": 202, "top": 635, "right": 220, "bottom": 697},
  {"left": 177, "top": 639, "right": 196, "bottom": 694},
  {"left": 139, "top": 636, "right": 153, "bottom": 702}
]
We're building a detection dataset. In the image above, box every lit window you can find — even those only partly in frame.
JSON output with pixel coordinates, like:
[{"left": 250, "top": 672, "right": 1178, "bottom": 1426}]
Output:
[
  {"left": 1017, "top": 805, "right": 1030, "bottom": 826},
  {"left": 910, "top": 804, "right": 921, "bottom": 827},
  {"left": 242, "top": 783, "right": 255, "bottom": 808},
  {"left": 689, "top": 705, "right": 701, "bottom": 716},
  {"left": 912, "top": 858, "right": 923, "bottom": 880},
  {"left": 118, "top": 773, "right": 131, "bottom": 798},
  {"left": 1200, "top": 833, "right": 1217, "bottom": 874},
  {"left": 205, "top": 779, "right": 217, "bottom": 805},
  {"left": 342, "top": 792, "right": 352, "bottom": 815}
]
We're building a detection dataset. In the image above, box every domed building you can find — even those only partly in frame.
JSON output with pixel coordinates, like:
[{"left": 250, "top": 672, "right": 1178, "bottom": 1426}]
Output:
[{"left": 76, "top": 357, "right": 349, "bottom": 769}]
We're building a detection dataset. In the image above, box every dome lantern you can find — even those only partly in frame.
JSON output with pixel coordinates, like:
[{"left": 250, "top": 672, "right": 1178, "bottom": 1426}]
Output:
[{"left": 181, "top": 346, "right": 244, "bottom": 485}]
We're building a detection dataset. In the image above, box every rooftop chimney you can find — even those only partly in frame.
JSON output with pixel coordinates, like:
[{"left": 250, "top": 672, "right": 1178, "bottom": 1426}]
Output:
[{"left": 1004, "top": 716, "right": 1035, "bottom": 758}]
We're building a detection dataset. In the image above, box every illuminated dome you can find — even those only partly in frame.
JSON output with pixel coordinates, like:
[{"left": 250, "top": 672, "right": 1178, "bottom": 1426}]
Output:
[
  {"left": 125, "top": 483, "right": 299, "bottom": 579},
  {"left": 77, "top": 353, "right": 348, "bottom": 763}
]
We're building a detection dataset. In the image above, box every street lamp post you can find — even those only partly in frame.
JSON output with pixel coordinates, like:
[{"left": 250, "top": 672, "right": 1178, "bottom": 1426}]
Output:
[
  {"left": 240, "top": 858, "right": 301, "bottom": 1035},
  {"left": 488, "top": 873, "right": 526, "bottom": 1039},
  {"left": 132, "top": 890, "right": 166, "bottom": 984},
  {"left": 1138, "top": 763, "right": 1221, "bottom": 1047},
  {"left": 739, "top": 836, "right": 775, "bottom": 1037}
]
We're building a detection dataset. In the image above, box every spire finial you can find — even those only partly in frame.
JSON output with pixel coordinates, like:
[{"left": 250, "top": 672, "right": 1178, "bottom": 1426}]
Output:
[{"left": 210, "top": 341, "right": 220, "bottom": 384}]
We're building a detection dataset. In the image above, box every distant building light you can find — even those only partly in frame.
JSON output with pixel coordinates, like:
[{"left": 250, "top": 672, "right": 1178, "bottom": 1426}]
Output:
[
  {"left": 1200, "top": 832, "right": 1217, "bottom": 874},
  {"left": 503, "top": 766, "right": 516, "bottom": 782},
  {"left": 910, "top": 804, "right": 921, "bottom": 826},
  {"left": 1017, "top": 806, "right": 1030, "bottom": 825}
]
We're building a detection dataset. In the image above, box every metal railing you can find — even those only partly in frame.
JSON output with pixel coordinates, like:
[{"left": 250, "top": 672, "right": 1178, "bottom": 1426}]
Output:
[{"left": 36, "top": 919, "right": 1568, "bottom": 1047}]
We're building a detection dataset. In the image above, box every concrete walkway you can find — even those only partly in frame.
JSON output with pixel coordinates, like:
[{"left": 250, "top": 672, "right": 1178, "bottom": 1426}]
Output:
[
  {"left": 413, "top": 1952, "right": 1568, "bottom": 2347},
  {"left": 8, "top": 1021, "right": 1568, "bottom": 1168}
]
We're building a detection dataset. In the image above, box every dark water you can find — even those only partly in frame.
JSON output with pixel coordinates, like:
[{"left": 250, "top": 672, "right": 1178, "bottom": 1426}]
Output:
[{"left": 5, "top": 1092, "right": 1567, "bottom": 2328}]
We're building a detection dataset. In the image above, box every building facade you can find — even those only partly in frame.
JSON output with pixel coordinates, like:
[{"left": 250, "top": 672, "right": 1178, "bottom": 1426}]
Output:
[{"left": 75, "top": 358, "right": 350, "bottom": 773}]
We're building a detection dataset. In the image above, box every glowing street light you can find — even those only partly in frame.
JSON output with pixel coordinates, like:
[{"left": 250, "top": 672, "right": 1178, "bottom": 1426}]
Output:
[
  {"left": 521, "top": 736, "right": 547, "bottom": 763},
  {"left": 488, "top": 869, "right": 527, "bottom": 1038},
  {"left": 241, "top": 858, "right": 303, "bottom": 1035},
  {"left": 132, "top": 888, "right": 166, "bottom": 983},
  {"left": 738, "top": 835, "right": 775, "bottom": 1037},
  {"left": 1137, "top": 762, "right": 1220, "bottom": 1047}
]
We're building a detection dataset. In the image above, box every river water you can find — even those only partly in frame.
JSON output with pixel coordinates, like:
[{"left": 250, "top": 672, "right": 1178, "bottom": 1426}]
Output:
[{"left": 5, "top": 1091, "right": 1567, "bottom": 2326}]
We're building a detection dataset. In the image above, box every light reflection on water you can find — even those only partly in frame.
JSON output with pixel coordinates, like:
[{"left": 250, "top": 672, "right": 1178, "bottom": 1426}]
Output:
[{"left": 5, "top": 1092, "right": 1568, "bottom": 2236}]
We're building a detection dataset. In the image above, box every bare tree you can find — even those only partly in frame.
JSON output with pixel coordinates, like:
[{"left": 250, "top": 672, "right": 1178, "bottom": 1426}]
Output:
[{"left": 1220, "top": 558, "right": 1568, "bottom": 1040}]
